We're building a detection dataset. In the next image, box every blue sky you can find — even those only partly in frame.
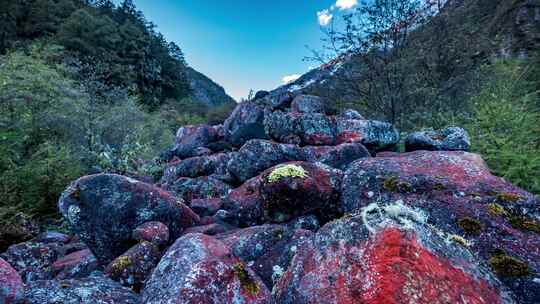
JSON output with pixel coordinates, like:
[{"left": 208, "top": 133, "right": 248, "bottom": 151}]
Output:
[{"left": 130, "top": 0, "right": 359, "bottom": 100}]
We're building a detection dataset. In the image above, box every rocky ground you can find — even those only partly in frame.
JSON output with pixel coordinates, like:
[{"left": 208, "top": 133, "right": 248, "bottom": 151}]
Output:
[{"left": 1, "top": 91, "right": 539, "bottom": 303}]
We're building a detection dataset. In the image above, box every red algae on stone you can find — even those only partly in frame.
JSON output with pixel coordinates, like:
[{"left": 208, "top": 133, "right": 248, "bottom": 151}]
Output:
[{"left": 274, "top": 226, "right": 506, "bottom": 304}]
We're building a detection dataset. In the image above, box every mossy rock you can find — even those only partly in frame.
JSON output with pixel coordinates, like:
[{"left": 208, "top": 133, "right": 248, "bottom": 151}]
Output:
[
  {"left": 382, "top": 176, "right": 412, "bottom": 192},
  {"left": 110, "top": 255, "right": 132, "bottom": 275},
  {"left": 233, "top": 262, "right": 260, "bottom": 295},
  {"left": 489, "top": 250, "right": 530, "bottom": 277},
  {"left": 457, "top": 217, "right": 482, "bottom": 235},
  {"left": 267, "top": 164, "right": 307, "bottom": 183},
  {"left": 496, "top": 192, "right": 524, "bottom": 203},
  {"left": 449, "top": 234, "right": 470, "bottom": 247},
  {"left": 486, "top": 203, "right": 506, "bottom": 216},
  {"left": 508, "top": 215, "right": 540, "bottom": 234}
]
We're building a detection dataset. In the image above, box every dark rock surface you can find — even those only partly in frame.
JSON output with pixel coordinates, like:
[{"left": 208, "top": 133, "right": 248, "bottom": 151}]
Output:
[
  {"left": 24, "top": 274, "right": 139, "bottom": 304},
  {"left": 405, "top": 127, "right": 471, "bottom": 152},
  {"left": 224, "top": 100, "right": 269, "bottom": 147},
  {"left": 260, "top": 162, "right": 343, "bottom": 223},
  {"left": 52, "top": 249, "right": 98, "bottom": 280},
  {"left": 104, "top": 241, "right": 161, "bottom": 291},
  {"left": 141, "top": 233, "right": 270, "bottom": 304},
  {"left": 216, "top": 224, "right": 313, "bottom": 288},
  {"left": 0, "top": 257, "right": 24, "bottom": 304},
  {"left": 45, "top": 92, "right": 539, "bottom": 303},
  {"left": 131, "top": 221, "right": 170, "bottom": 247},
  {"left": 58, "top": 174, "right": 199, "bottom": 263}
]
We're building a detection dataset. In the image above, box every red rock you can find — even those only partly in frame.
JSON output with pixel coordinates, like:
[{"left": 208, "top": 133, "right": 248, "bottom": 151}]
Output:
[
  {"left": 105, "top": 241, "right": 161, "bottom": 291},
  {"left": 163, "top": 176, "right": 232, "bottom": 203},
  {"left": 0, "top": 257, "right": 24, "bottom": 304},
  {"left": 182, "top": 223, "right": 236, "bottom": 236},
  {"left": 141, "top": 233, "right": 270, "bottom": 304},
  {"left": 190, "top": 198, "right": 224, "bottom": 216},
  {"left": 217, "top": 224, "right": 313, "bottom": 287},
  {"left": 260, "top": 162, "right": 343, "bottom": 223},
  {"left": 273, "top": 212, "right": 509, "bottom": 304},
  {"left": 132, "top": 221, "right": 170, "bottom": 247},
  {"left": 58, "top": 174, "right": 200, "bottom": 264},
  {"left": 341, "top": 151, "right": 540, "bottom": 302},
  {"left": 222, "top": 175, "right": 266, "bottom": 227},
  {"left": 52, "top": 249, "right": 98, "bottom": 280}
]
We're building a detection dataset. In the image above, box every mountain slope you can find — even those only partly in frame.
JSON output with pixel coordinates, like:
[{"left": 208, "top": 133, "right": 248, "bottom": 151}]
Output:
[
  {"left": 273, "top": 0, "right": 540, "bottom": 117},
  {"left": 186, "top": 67, "right": 236, "bottom": 106}
]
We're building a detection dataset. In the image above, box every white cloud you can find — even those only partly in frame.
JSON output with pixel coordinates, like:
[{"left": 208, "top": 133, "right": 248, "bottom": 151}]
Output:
[
  {"left": 335, "top": 0, "right": 358, "bottom": 10},
  {"left": 282, "top": 74, "right": 301, "bottom": 84},
  {"left": 317, "top": 9, "right": 333, "bottom": 26}
]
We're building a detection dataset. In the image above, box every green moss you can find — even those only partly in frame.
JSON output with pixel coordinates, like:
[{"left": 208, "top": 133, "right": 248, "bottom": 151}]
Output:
[
  {"left": 496, "top": 192, "right": 524, "bottom": 203},
  {"left": 457, "top": 217, "right": 482, "bottom": 235},
  {"left": 382, "top": 177, "right": 412, "bottom": 192},
  {"left": 111, "top": 255, "right": 132, "bottom": 274},
  {"left": 267, "top": 164, "right": 307, "bottom": 183},
  {"left": 233, "top": 262, "right": 260, "bottom": 295},
  {"left": 486, "top": 203, "right": 506, "bottom": 216},
  {"left": 449, "top": 234, "right": 470, "bottom": 247},
  {"left": 489, "top": 251, "right": 530, "bottom": 277},
  {"left": 432, "top": 183, "right": 446, "bottom": 191},
  {"left": 508, "top": 215, "right": 540, "bottom": 234}
]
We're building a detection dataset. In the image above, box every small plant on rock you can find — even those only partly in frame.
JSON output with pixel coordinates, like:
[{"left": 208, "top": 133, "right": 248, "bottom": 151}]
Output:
[{"left": 267, "top": 164, "right": 307, "bottom": 183}]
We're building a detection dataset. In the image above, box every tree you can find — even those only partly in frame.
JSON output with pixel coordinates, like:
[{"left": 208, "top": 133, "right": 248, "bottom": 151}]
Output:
[{"left": 317, "top": 0, "right": 437, "bottom": 126}]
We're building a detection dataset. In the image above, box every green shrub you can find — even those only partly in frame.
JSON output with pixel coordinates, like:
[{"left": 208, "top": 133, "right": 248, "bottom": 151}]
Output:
[
  {"left": 0, "top": 48, "right": 178, "bottom": 224},
  {"left": 465, "top": 60, "right": 540, "bottom": 194}
]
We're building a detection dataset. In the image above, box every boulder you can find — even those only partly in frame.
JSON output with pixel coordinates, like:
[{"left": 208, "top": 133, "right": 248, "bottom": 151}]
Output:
[
  {"left": 1, "top": 239, "right": 64, "bottom": 282},
  {"left": 222, "top": 175, "right": 266, "bottom": 227},
  {"left": 182, "top": 223, "right": 236, "bottom": 236},
  {"left": 170, "top": 124, "right": 221, "bottom": 159},
  {"left": 224, "top": 101, "right": 269, "bottom": 147},
  {"left": 302, "top": 143, "right": 370, "bottom": 170},
  {"left": 105, "top": 241, "right": 161, "bottom": 291},
  {"left": 405, "top": 126, "right": 471, "bottom": 152},
  {"left": 341, "top": 151, "right": 540, "bottom": 303},
  {"left": 0, "top": 257, "right": 24, "bottom": 304},
  {"left": 260, "top": 162, "right": 343, "bottom": 223},
  {"left": 24, "top": 274, "right": 139, "bottom": 304},
  {"left": 132, "top": 222, "right": 169, "bottom": 247},
  {"left": 227, "top": 140, "right": 370, "bottom": 183},
  {"left": 227, "top": 140, "right": 301, "bottom": 183},
  {"left": 58, "top": 174, "right": 199, "bottom": 263},
  {"left": 273, "top": 205, "right": 512, "bottom": 304},
  {"left": 336, "top": 118, "right": 399, "bottom": 151},
  {"left": 52, "top": 249, "right": 98, "bottom": 280},
  {"left": 340, "top": 109, "right": 365, "bottom": 120},
  {"left": 163, "top": 176, "right": 232, "bottom": 203},
  {"left": 265, "top": 91, "right": 296, "bottom": 109},
  {"left": 161, "top": 152, "right": 234, "bottom": 182},
  {"left": 291, "top": 95, "right": 329, "bottom": 114},
  {"left": 264, "top": 112, "right": 336, "bottom": 146},
  {"left": 190, "top": 198, "right": 224, "bottom": 216},
  {"left": 216, "top": 224, "right": 314, "bottom": 288},
  {"left": 33, "top": 231, "right": 71, "bottom": 244},
  {"left": 141, "top": 233, "right": 270, "bottom": 304}
]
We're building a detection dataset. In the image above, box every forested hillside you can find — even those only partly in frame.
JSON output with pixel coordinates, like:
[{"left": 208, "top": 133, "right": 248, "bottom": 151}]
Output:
[{"left": 0, "top": 0, "right": 236, "bottom": 234}]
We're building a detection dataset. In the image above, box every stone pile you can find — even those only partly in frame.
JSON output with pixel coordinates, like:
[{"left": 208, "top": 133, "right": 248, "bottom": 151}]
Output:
[{"left": 1, "top": 93, "right": 539, "bottom": 303}]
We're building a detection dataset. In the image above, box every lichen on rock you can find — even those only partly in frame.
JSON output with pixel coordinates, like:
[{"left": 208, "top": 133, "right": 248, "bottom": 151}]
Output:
[{"left": 267, "top": 164, "right": 307, "bottom": 183}]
